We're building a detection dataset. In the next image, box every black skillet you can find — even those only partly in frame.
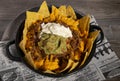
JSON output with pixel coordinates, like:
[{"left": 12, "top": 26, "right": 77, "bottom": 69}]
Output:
[{"left": 5, "top": 6, "right": 104, "bottom": 77}]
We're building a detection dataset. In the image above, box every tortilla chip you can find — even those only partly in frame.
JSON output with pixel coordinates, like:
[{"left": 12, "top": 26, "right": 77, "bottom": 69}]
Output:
[
  {"left": 80, "top": 52, "right": 88, "bottom": 66},
  {"left": 78, "top": 14, "right": 90, "bottom": 37},
  {"left": 57, "top": 15, "right": 79, "bottom": 31},
  {"left": 80, "top": 40, "right": 93, "bottom": 66},
  {"left": 19, "top": 16, "right": 43, "bottom": 70},
  {"left": 19, "top": 20, "right": 29, "bottom": 57},
  {"left": 89, "top": 30, "right": 100, "bottom": 42},
  {"left": 85, "top": 16, "right": 90, "bottom": 38},
  {"left": 79, "top": 38, "right": 92, "bottom": 67},
  {"left": 43, "top": 55, "right": 59, "bottom": 70},
  {"left": 34, "top": 59, "right": 44, "bottom": 68},
  {"left": 44, "top": 70, "right": 56, "bottom": 74},
  {"left": 78, "top": 40, "right": 84, "bottom": 52},
  {"left": 22, "top": 20, "right": 35, "bottom": 41},
  {"left": 43, "top": 13, "right": 56, "bottom": 22},
  {"left": 85, "top": 30, "right": 100, "bottom": 55},
  {"left": 52, "top": 5, "right": 60, "bottom": 18},
  {"left": 59, "top": 5, "right": 67, "bottom": 16},
  {"left": 60, "top": 59, "right": 74, "bottom": 72},
  {"left": 69, "top": 62, "right": 79, "bottom": 72},
  {"left": 26, "top": 11, "right": 43, "bottom": 21},
  {"left": 38, "top": 1, "right": 50, "bottom": 18},
  {"left": 73, "top": 49, "right": 81, "bottom": 61},
  {"left": 24, "top": 53, "right": 37, "bottom": 68},
  {"left": 19, "top": 41, "right": 37, "bottom": 69},
  {"left": 84, "top": 38, "right": 93, "bottom": 52},
  {"left": 80, "top": 31, "right": 100, "bottom": 66},
  {"left": 66, "top": 5, "right": 77, "bottom": 20},
  {"left": 22, "top": 11, "right": 43, "bottom": 44}
]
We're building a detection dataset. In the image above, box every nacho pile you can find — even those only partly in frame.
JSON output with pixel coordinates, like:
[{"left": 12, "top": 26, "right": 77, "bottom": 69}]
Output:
[{"left": 19, "top": 1, "right": 100, "bottom": 74}]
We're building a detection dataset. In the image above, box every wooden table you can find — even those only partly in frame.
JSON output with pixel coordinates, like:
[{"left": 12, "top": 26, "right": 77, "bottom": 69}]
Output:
[{"left": 0, "top": 0, "right": 120, "bottom": 80}]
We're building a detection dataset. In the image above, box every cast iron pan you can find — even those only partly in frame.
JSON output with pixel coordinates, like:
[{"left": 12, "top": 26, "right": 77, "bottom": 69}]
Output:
[{"left": 5, "top": 6, "right": 104, "bottom": 77}]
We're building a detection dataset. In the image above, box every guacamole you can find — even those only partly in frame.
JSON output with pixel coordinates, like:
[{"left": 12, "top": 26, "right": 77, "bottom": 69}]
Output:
[{"left": 38, "top": 33, "right": 67, "bottom": 54}]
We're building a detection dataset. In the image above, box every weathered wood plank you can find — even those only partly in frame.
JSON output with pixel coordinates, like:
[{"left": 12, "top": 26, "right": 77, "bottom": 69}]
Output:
[
  {"left": 0, "top": 0, "right": 120, "bottom": 80},
  {"left": 0, "top": 20, "right": 11, "bottom": 39},
  {"left": 0, "top": 0, "right": 120, "bottom": 20}
]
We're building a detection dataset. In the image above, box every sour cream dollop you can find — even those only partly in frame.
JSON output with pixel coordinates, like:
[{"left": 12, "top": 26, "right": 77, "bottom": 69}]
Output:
[{"left": 40, "top": 23, "right": 73, "bottom": 38}]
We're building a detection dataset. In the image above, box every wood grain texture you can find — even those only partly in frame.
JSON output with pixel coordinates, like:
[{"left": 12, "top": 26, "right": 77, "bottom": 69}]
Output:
[
  {"left": 0, "top": 0, "right": 120, "bottom": 20},
  {"left": 0, "top": 0, "right": 120, "bottom": 80}
]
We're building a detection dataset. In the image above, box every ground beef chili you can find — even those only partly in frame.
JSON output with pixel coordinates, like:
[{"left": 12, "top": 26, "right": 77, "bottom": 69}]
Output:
[{"left": 24, "top": 20, "right": 82, "bottom": 68}]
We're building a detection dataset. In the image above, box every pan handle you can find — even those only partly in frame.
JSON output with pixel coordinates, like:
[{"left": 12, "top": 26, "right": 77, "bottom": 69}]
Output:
[
  {"left": 90, "top": 25, "right": 104, "bottom": 45},
  {"left": 6, "top": 40, "right": 21, "bottom": 61}
]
